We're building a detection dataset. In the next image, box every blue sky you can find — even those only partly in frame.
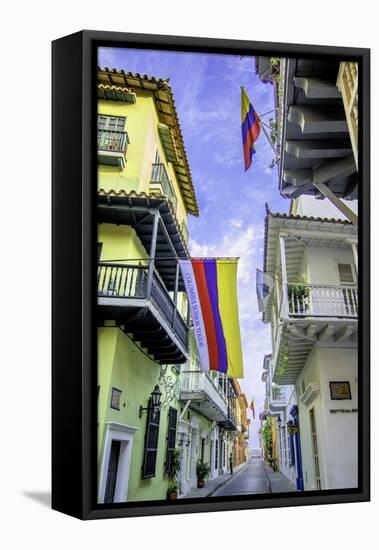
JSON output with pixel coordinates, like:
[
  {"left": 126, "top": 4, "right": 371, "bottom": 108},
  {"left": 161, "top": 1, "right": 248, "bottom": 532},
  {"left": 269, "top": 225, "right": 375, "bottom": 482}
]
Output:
[{"left": 99, "top": 47, "right": 289, "bottom": 447}]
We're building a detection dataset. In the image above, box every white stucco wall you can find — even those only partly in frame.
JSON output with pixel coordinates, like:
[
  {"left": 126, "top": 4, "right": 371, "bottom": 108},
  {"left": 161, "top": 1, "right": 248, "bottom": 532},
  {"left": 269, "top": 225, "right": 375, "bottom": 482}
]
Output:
[
  {"left": 294, "top": 195, "right": 358, "bottom": 221},
  {"left": 297, "top": 345, "right": 358, "bottom": 490},
  {"left": 301, "top": 245, "right": 357, "bottom": 285}
]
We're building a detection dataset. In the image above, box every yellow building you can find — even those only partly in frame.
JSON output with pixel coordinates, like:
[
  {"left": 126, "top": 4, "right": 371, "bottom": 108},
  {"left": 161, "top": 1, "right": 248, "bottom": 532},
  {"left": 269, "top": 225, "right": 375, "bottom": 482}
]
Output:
[
  {"left": 96, "top": 68, "right": 199, "bottom": 504},
  {"left": 228, "top": 379, "right": 249, "bottom": 468}
]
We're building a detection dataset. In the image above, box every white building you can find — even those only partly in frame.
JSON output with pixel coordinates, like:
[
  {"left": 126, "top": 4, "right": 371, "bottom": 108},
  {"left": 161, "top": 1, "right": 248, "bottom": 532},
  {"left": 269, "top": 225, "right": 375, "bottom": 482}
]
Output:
[
  {"left": 262, "top": 354, "right": 298, "bottom": 486},
  {"left": 262, "top": 198, "right": 358, "bottom": 491},
  {"left": 176, "top": 332, "right": 241, "bottom": 496}
]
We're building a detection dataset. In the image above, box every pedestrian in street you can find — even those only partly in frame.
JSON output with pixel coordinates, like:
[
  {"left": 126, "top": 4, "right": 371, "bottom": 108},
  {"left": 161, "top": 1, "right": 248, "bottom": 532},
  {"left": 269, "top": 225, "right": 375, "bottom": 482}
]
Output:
[{"left": 229, "top": 452, "right": 233, "bottom": 475}]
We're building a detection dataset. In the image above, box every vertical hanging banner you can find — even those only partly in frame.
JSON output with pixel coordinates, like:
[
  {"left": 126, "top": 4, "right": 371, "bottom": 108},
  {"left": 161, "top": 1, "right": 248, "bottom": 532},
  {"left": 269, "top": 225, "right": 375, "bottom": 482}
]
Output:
[
  {"left": 179, "top": 259, "right": 244, "bottom": 378},
  {"left": 256, "top": 269, "right": 274, "bottom": 312},
  {"left": 179, "top": 260, "right": 210, "bottom": 372}
]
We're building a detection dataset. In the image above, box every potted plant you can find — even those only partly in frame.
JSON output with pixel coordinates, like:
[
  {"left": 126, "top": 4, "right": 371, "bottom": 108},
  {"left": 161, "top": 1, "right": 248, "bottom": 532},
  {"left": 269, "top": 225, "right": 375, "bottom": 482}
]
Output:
[
  {"left": 288, "top": 279, "right": 310, "bottom": 314},
  {"left": 167, "top": 479, "right": 179, "bottom": 500},
  {"left": 272, "top": 385, "right": 282, "bottom": 400},
  {"left": 166, "top": 447, "right": 181, "bottom": 500},
  {"left": 196, "top": 459, "right": 211, "bottom": 488}
]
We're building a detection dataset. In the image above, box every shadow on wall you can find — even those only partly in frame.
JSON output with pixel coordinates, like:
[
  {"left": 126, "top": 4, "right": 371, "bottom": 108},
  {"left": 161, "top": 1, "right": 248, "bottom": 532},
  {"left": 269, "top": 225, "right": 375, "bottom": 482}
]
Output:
[{"left": 22, "top": 491, "right": 51, "bottom": 508}]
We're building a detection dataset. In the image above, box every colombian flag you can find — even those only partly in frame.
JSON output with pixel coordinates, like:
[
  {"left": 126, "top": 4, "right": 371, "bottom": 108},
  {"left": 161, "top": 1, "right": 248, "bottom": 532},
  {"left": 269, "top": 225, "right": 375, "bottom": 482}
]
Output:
[
  {"left": 179, "top": 259, "right": 244, "bottom": 379},
  {"left": 241, "top": 86, "right": 261, "bottom": 171}
]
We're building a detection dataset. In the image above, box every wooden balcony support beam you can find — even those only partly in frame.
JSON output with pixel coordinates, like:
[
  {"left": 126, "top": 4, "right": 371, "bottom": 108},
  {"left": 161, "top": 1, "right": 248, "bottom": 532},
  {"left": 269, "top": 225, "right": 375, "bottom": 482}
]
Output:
[{"left": 146, "top": 211, "right": 159, "bottom": 300}]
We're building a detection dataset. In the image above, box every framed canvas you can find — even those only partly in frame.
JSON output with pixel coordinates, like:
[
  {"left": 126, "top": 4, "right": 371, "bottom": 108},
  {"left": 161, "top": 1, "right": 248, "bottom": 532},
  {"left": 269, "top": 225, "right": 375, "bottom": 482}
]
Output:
[{"left": 52, "top": 30, "right": 370, "bottom": 520}]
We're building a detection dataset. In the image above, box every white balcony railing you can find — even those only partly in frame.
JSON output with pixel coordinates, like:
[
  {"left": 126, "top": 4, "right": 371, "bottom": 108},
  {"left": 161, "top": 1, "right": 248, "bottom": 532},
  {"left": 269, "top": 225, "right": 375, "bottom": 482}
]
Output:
[
  {"left": 180, "top": 371, "right": 227, "bottom": 414},
  {"left": 271, "top": 388, "right": 286, "bottom": 403},
  {"left": 284, "top": 283, "right": 358, "bottom": 318}
]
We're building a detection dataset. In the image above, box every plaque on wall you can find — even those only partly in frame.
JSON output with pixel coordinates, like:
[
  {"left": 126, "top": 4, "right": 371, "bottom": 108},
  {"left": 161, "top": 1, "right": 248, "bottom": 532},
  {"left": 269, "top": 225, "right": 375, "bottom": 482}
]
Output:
[{"left": 330, "top": 381, "right": 352, "bottom": 400}]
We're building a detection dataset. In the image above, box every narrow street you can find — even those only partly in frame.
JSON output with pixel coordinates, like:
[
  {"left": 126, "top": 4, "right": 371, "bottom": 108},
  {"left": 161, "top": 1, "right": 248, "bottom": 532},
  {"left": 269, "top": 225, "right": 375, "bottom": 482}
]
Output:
[{"left": 211, "top": 454, "right": 270, "bottom": 496}]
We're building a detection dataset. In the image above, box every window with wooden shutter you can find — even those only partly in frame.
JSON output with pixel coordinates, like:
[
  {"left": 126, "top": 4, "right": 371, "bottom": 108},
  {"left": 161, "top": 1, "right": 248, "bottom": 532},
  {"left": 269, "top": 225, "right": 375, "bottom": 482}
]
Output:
[
  {"left": 337, "top": 263, "right": 355, "bottom": 285},
  {"left": 141, "top": 398, "right": 161, "bottom": 479},
  {"left": 165, "top": 407, "right": 178, "bottom": 474}
]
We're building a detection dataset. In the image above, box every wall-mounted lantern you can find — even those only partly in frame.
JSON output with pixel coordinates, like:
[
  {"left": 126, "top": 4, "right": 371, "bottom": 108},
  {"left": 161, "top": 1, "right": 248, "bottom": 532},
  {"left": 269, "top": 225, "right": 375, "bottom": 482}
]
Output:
[{"left": 139, "top": 384, "right": 162, "bottom": 418}]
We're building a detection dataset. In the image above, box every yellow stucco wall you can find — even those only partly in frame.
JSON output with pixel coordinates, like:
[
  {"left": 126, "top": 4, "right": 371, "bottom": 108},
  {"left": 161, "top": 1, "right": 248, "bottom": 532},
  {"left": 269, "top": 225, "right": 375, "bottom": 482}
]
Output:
[
  {"left": 98, "top": 327, "right": 179, "bottom": 502},
  {"left": 98, "top": 93, "right": 188, "bottom": 228},
  {"left": 98, "top": 223, "right": 148, "bottom": 265}
]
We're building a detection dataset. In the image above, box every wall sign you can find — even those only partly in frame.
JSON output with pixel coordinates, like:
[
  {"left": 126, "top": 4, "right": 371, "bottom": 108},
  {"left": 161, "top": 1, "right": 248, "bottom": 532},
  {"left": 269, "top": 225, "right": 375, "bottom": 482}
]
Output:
[
  {"left": 329, "top": 381, "right": 352, "bottom": 400},
  {"left": 110, "top": 387, "right": 122, "bottom": 410}
]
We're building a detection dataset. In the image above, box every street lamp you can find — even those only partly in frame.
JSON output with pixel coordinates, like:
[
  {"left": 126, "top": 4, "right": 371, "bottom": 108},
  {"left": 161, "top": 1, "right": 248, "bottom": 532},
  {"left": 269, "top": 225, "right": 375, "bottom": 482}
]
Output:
[{"left": 139, "top": 384, "right": 162, "bottom": 418}]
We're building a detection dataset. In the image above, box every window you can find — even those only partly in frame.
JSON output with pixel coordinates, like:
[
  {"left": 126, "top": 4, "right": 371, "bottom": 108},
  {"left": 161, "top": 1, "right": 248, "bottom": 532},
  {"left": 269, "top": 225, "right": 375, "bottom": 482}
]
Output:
[
  {"left": 110, "top": 388, "right": 122, "bottom": 410},
  {"left": 97, "top": 114, "right": 126, "bottom": 132},
  {"left": 154, "top": 149, "right": 162, "bottom": 164},
  {"left": 141, "top": 398, "right": 161, "bottom": 479},
  {"left": 337, "top": 263, "right": 355, "bottom": 285},
  {"left": 215, "top": 440, "right": 219, "bottom": 469},
  {"left": 165, "top": 407, "right": 178, "bottom": 474}
]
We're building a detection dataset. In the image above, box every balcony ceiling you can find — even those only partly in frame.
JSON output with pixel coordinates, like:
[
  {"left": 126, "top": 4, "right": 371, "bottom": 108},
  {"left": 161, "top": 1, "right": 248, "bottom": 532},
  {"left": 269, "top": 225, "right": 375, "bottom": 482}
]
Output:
[
  {"left": 98, "top": 300, "right": 188, "bottom": 364},
  {"left": 98, "top": 191, "right": 188, "bottom": 291},
  {"left": 280, "top": 58, "right": 358, "bottom": 200},
  {"left": 182, "top": 394, "right": 227, "bottom": 422},
  {"left": 273, "top": 319, "right": 358, "bottom": 385}
]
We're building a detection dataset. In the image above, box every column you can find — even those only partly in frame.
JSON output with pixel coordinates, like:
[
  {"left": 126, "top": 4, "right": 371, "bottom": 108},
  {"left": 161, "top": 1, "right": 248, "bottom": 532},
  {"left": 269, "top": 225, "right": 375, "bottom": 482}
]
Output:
[
  {"left": 279, "top": 235, "right": 289, "bottom": 316},
  {"left": 146, "top": 210, "right": 159, "bottom": 300}
]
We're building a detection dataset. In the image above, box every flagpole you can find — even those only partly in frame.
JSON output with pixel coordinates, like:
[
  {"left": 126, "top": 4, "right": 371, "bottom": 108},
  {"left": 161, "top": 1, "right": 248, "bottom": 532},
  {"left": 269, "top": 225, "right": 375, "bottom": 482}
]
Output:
[{"left": 259, "top": 117, "right": 278, "bottom": 157}]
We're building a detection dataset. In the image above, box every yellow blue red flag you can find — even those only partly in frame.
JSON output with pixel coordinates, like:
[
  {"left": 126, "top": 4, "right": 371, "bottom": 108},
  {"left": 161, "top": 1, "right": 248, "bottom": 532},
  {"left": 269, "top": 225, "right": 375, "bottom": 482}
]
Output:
[
  {"left": 241, "top": 86, "right": 261, "bottom": 171},
  {"left": 179, "top": 259, "right": 244, "bottom": 378}
]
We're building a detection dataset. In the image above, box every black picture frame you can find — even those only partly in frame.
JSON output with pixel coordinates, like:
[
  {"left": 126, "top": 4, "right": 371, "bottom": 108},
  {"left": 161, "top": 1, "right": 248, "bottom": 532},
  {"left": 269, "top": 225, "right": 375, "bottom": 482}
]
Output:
[{"left": 52, "top": 30, "right": 370, "bottom": 520}]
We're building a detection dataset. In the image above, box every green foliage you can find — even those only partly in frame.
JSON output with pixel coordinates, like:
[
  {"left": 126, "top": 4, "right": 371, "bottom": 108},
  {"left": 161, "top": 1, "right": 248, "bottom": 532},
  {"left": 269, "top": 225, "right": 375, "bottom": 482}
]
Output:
[
  {"left": 168, "top": 447, "right": 181, "bottom": 480},
  {"left": 196, "top": 459, "right": 211, "bottom": 481},
  {"left": 167, "top": 479, "right": 179, "bottom": 492},
  {"left": 277, "top": 338, "right": 289, "bottom": 376},
  {"left": 288, "top": 280, "right": 310, "bottom": 313},
  {"left": 269, "top": 157, "right": 280, "bottom": 170},
  {"left": 272, "top": 385, "right": 282, "bottom": 399},
  {"left": 269, "top": 117, "right": 279, "bottom": 145},
  {"left": 261, "top": 419, "right": 273, "bottom": 462},
  {"left": 167, "top": 447, "right": 181, "bottom": 496}
]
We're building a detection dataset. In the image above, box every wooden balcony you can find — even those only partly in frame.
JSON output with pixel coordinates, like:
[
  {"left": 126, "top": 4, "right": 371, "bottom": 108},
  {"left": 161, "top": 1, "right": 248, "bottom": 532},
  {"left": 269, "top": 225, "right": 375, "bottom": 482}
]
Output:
[
  {"left": 278, "top": 57, "right": 358, "bottom": 202},
  {"left": 150, "top": 162, "right": 178, "bottom": 211},
  {"left": 97, "top": 129, "right": 129, "bottom": 169},
  {"left": 218, "top": 406, "right": 238, "bottom": 431},
  {"left": 179, "top": 371, "right": 228, "bottom": 421},
  {"left": 269, "top": 387, "right": 286, "bottom": 411},
  {"left": 97, "top": 193, "right": 188, "bottom": 292},
  {"left": 272, "top": 282, "right": 358, "bottom": 384},
  {"left": 337, "top": 62, "right": 358, "bottom": 168},
  {"left": 286, "top": 283, "right": 358, "bottom": 318},
  {"left": 97, "top": 262, "right": 188, "bottom": 363}
]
